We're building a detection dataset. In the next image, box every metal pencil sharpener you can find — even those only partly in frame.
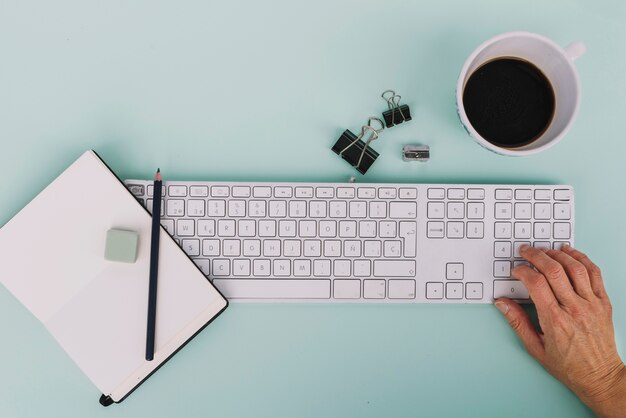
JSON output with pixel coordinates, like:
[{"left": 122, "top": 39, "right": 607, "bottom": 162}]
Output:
[{"left": 402, "top": 145, "right": 430, "bottom": 162}]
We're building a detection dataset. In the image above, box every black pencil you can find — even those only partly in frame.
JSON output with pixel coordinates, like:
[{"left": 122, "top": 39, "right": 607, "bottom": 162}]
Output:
[{"left": 145, "top": 169, "right": 162, "bottom": 361}]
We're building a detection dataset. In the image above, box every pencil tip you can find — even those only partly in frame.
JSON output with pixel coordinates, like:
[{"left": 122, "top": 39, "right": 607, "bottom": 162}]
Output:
[{"left": 155, "top": 169, "right": 162, "bottom": 181}]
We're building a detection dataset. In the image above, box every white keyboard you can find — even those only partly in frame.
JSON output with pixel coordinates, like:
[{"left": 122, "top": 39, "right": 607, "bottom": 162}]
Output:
[{"left": 125, "top": 181, "right": 574, "bottom": 303}]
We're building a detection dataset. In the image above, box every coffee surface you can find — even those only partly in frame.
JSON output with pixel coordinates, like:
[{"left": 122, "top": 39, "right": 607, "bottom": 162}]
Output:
[{"left": 463, "top": 58, "right": 555, "bottom": 148}]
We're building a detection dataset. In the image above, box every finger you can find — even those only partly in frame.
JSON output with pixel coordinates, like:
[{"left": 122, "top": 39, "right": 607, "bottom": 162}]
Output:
[
  {"left": 519, "top": 245, "right": 580, "bottom": 306},
  {"left": 545, "top": 249, "right": 596, "bottom": 301},
  {"left": 561, "top": 245, "right": 608, "bottom": 299},
  {"left": 495, "top": 298, "right": 546, "bottom": 363},
  {"left": 511, "top": 265, "right": 559, "bottom": 314}
]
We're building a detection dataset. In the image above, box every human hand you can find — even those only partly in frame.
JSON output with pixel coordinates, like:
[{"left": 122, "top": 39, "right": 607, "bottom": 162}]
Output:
[{"left": 495, "top": 245, "right": 626, "bottom": 418}]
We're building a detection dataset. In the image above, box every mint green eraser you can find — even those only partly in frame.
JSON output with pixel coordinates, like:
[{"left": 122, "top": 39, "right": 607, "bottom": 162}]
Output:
[{"left": 105, "top": 229, "right": 139, "bottom": 263}]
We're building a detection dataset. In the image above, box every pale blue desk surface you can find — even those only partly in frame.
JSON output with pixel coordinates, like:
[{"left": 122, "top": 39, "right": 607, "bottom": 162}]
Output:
[{"left": 1, "top": 1, "right": 625, "bottom": 417}]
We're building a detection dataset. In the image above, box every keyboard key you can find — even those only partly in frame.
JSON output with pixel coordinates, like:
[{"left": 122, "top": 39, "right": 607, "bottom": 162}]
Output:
[
  {"left": 187, "top": 200, "right": 205, "bottom": 217},
  {"left": 274, "top": 186, "right": 293, "bottom": 198},
  {"left": 248, "top": 200, "right": 267, "bottom": 217},
  {"left": 446, "top": 282, "right": 463, "bottom": 299},
  {"left": 534, "top": 203, "right": 551, "bottom": 220},
  {"left": 495, "top": 189, "right": 513, "bottom": 200},
  {"left": 446, "top": 263, "right": 464, "bottom": 280},
  {"left": 447, "top": 202, "right": 464, "bottom": 219},
  {"left": 319, "top": 220, "right": 337, "bottom": 238},
  {"left": 349, "top": 201, "right": 367, "bottom": 218},
  {"left": 339, "top": 221, "right": 357, "bottom": 238},
  {"left": 258, "top": 220, "right": 276, "bottom": 237},
  {"left": 554, "top": 203, "right": 571, "bottom": 220},
  {"left": 269, "top": 200, "right": 287, "bottom": 217},
  {"left": 208, "top": 200, "right": 226, "bottom": 217},
  {"left": 182, "top": 239, "right": 200, "bottom": 256},
  {"left": 513, "top": 241, "right": 531, "bottom": 258},
  {"left": 494, "top": 261, "right": 511, "bottom": 277},
  {"left": 303, "top": 240, "right": 322, "bottom": 257},
  {"left": 379, "top": 188, "right": 397, "bottom": 199},
  {"left": 427, "top": 202, "right": 445, "bottom": 219},
  {"left": 533, "top": 222, "right": 551, "bottom": 239},
  {"left": 553, "top": 223, "right": 571, "bottom": 239},
  {"left": 467, "top": 222, "right": 484, "bottom": 239},
  {"left": 228, "top": 200, "right": 246, "bottom": 217},
  {"left": 238, "top": 220, "right": 256, "bottom": 237},
  {"left": 533, "top": 241, "right": 551, "bottom": 250},
  {"left": 223, "top": 239, "right": 241, "bottom": 256},
  {"left": 494, "top": 222, "right": 512, "bottom": 239},
  {"left": 466, "top": 282, "right": 483, "bottom": 300},
  {"left": 514, "top": 203, "right": 532, "bottom": 219},
  {"left": 427, "top": 188, "right": 445, "bottom": 199},
  {"left": 242, "top": 238, "right": 261, "bottom": 257},
  {"left": 166, "top": 199, "right": 185, "bottom": 217},
  {"left": 334, "top": 259, "right": 351, "bottom": 276},
  {"left": 390, "top": 202, "right": 417, "bottom": 219},
  {"left": 553, "top": 241, "right": 571, "bottom": 250},
  {"left": 399, "top": 221, "right": 417, "bottom": 257},
  {"left": 467, "top": 188, "right": 485, "bottom": 200},
  {"left": 309, "top": 201, "right": 327, "bottom": 218},
  {"left": 357, "top": 188, "right": 376, "bottom": 199},
  {"left": 190, "top": 186, "right": 209, "bottom": 197},
  {"left": 379, "top": 221, "right": 397, "bottom": 238},
  {"left": 554, "top": 189, "right": 572, "bottom": 201},
  {"left": 211, "top": 186, "right": 229, "bottom": 197},
  {"left": 373, "top": 260, "right": 415, "bottom": 277},
  {"left": 354, "top": 259, "right": 371, "bottom": 276},
  {"left": 295, "top": 187, "right": 314, "bottom": 198},
  {"left": 253, "top": 259, "right": 271, "bottom": 276},
  {"left": 274, "top": 259, "right": 291, "bottom": 276},
  {"left": 147, "top": 199, "right": 164, "bottom": 216},
  {"left": 253, "top": 186, "right": 272, "bottom": 198},
  {"left": 168, "top": 185, "right": 187, "bottom": 197},
  {"left": 232, "top": 186, "right": 251, "bottom": 197},
  {"left": 214, "top": 279, "right": 331, "bottom": 299},
  {"left": 147, "top": 185, "right": 165, "bottom": 197},
  {"left": 514, "top": 189, "right": 532, "bottom": 200},
  {"left": 389, "top": 280, "right": 416, "bottom": 299},
  {"left": 359, "top": 220, "right": 377, "bottom": 238},
  {"left": 363, "top": 279, "right": 386, "bottom": 299},
  {"left": 534, "top": 189, "right": 551, "bottom": 200},
  {"left": 212, "top": 259, "right": 230, "bottom": 276},
  {"left": 426, "top": 282, "right": 444, "bottom": 299},
  {"left": 283, "top": 239, "right": 300, "bottom": 255},
  {"left": 294, "top": 259, "right": 311, "bottom": 276},
  {"left": 344, "top": 240, "right": 362, "bottom": 257},
  {"left": 289, "top": 201, "right": 308, "bottom": 218},
  {"left": 202, "top": 239, "right": 220, "bottom": 256},
  {"left": 299, "top": 220, "right": 317, "bottom": 237},
  {"left": 399, "top": 188, "right": 417, "bottom": 199},
  {"left": 333, "top": 279, "right": 361, "bottom": 299},
  {"left": 313, "top": 259, "right": 331, "bottom": 277},
  {"left": 336, "top": 187, "right": 355, "bottom": 198},
  {"left": 447, "top": 188, "right": 464, "bottom": 200},
  {"left": 467, "top": 202, "right": 484, "bottom": 219},
  {"left": 233, "top": 259, "right": 251, "bottom": 276},
  {"left": 494, "top": 241, "right": 512, "bottom": 258},
  {"left": 194, "top": 259, "right": 210, "bottom": 276},
  {"left": 494, "top": 280, "right": 529, "bottom": 299},
  {"left": 369, "top": 201, "right": 387, "bottom": 218},
  {"left": 447, "top": 222, "right": 464, "bottom": 238},
  {"left": 363, "top": 240, "right": 382, "bottom": 257},
  {"left": 177, "top": 219, "right": 195, "bottom": 236},
  {"left": 514, "top": 222, "right": 531, "bottom": 239},
  {"left": 427, "top": 221, "right": 445, "bottom": 238},
  {"left": 217, "top": 219, "right": 236, "bottom": 237},
  {"left": 278, "top": 219, "right": 296, "bottom": 237},
  {"left": 161, "top": 219, "right": 175, "bottom": 235},
  {"left": 383, "top": 240, "right": 401, "bottom": 257},
  {"left": 316, "top": 187, "right": 334, "bottom": 198},
  {"left": 329, "top": 201, "right": 347, "bottom": 218},
  {"left": 494, "top": 203, "right": 512, "bottom": 219},
  {"left": 324, "top": 240, "right": 341, "bottom": 257}
]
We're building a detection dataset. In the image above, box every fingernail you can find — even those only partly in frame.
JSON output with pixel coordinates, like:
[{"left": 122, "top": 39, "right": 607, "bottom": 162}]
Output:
[
  {"left": 495, "top": 300, "right": 510, "bottom": 314},
  {"left": 562, "top": 244, "right": 571, "bottom": 250},
  {"left": 520, "top": 244, "right": 529, "bottom": 253}
]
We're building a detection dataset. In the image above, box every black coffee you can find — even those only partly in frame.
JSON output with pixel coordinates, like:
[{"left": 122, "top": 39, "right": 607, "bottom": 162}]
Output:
[{"left": 462, "top": 58, "right": 555, "bottom": 148}]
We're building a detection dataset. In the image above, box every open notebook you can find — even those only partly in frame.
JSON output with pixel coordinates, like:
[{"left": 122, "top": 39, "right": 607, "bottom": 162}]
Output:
[{"left": 0, "top": 150, "right": 228, "bottom": 405}]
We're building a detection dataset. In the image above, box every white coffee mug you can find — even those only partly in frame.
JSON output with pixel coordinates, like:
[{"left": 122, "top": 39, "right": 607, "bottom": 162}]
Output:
[{"left": 456, "top": 32, "right": 585, "bottom": 156}]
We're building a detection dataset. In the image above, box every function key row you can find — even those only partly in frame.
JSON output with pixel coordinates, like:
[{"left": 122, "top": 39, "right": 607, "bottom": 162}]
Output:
[
  {"left": 427, "top": 188, "right": 485, "bottom": 200},
  {"left": 495, "top": 188, "right": 571, "bottom": 201},
  {"left": 140, "top": 185, "right": 419, "bottom": 200}
]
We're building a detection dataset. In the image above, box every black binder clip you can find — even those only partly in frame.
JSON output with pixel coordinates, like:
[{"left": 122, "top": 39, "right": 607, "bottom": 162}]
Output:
[
  {"left": 381, "top": 90, "right": 412, "bottom": 128},
  {"left": 331, "top": 117, "right": 385, "bottom": 174}
]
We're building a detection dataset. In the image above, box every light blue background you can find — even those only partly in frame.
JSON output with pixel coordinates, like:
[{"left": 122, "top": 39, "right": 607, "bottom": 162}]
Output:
[{"left": 1, "top": 1, "right": 624, "bottom": 417}]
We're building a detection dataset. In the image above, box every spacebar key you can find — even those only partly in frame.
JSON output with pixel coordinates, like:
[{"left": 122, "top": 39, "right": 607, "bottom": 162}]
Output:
[
  {"left": 213, "top": 279, "right": 331, "bottom": 299},
  {"left": 373, "top": 260, "right": 416, "bottom": 277}
]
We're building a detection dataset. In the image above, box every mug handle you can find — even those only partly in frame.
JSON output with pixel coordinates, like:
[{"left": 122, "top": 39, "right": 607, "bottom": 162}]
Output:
[{"left": 564, "top": 41, "right": 586, "bottom": 61}]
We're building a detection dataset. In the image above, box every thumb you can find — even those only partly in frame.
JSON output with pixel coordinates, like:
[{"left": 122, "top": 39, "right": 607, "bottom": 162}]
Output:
[{"left": 495, "top": 298, "right": 546, "bottom": 363}]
